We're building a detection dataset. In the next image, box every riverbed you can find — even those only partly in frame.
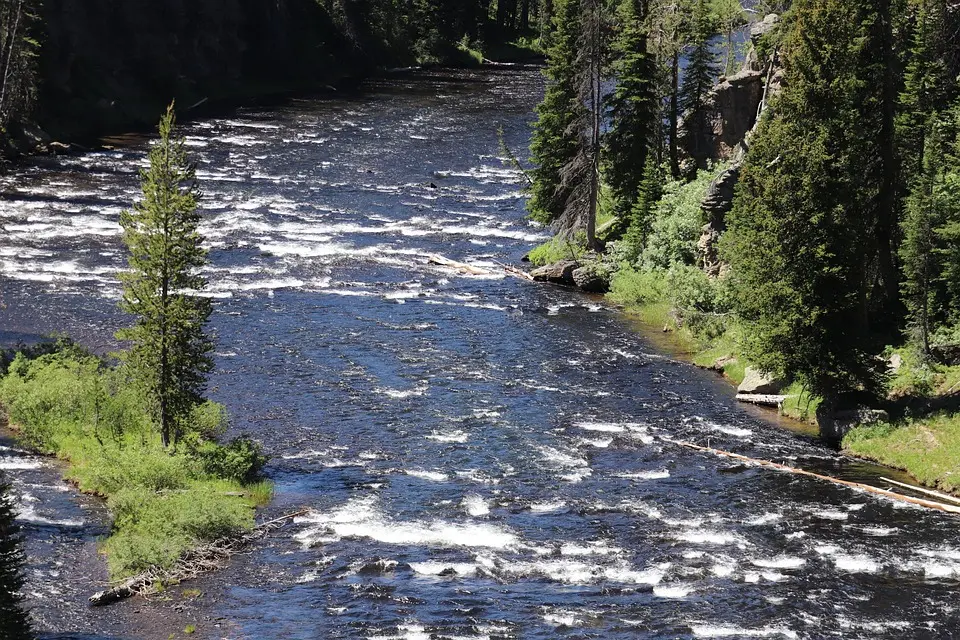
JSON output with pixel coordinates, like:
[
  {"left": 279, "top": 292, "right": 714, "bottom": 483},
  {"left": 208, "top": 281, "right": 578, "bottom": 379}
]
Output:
[{"left": 1, "top": 66, "right": 959, "bottom": 639}]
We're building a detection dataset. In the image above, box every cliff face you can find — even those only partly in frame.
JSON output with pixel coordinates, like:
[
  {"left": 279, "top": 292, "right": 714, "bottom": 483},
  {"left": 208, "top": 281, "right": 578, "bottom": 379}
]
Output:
[{"left": 35, "top": 0, "right": 379, "bottom": 139}]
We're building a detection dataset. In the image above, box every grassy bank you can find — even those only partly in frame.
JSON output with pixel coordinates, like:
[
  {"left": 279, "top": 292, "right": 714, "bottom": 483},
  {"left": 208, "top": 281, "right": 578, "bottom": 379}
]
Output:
[{"left": 0, "top": 343, "right": 270, "bottom": 579}]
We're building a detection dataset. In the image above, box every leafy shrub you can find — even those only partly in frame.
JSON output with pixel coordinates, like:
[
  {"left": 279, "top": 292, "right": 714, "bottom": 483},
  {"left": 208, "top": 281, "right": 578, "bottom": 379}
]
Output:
[
  {"left": 527, "top": 236, "right": 585, "bottom": 266},
  {"left": 641, "top": 165, "right": 726, "bottom": 270},
  {"left": 607, "top": 267, "right": 667, "bottom": 306},
  {"left": 189, "top": 435, "right": 268, "bottom": 484}
]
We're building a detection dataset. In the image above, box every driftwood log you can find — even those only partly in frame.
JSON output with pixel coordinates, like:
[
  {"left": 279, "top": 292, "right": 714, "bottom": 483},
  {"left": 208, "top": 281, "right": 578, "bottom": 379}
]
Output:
[
  {"left": 663, "top": 437, "right": 960, "bottom": 515},
  {"left": 735, "top": 393, "right": 787, "bottom": 407},
  {"left": 89, "top": 509, "right": 308, "bottom": 607},
  {"left": 427, "top": 254, "right": 533, "bottom": 281}
]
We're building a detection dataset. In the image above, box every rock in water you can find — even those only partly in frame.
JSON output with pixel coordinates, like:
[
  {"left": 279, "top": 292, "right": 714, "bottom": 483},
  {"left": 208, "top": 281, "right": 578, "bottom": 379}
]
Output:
[
  {"left": 530, "top": 260, "right": 578, "bottom": 286},
  {"left": 737, "top": 367, "right": 783, "bottom": 395}
]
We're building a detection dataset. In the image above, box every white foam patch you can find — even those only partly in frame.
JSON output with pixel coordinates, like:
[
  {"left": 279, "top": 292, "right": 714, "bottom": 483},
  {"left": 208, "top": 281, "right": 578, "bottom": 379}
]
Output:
[
  {"left": 409, "top": 562, "right": 478, "bottom": 577},
  {"left": 616, "top": 470, "right": 671, "bottom": 481},
  {"left": 368, "top": 623, "right": 431, "bottom": 640},
  {"left": 833, "top": 555, "right": 880, "bottom": 573},
  {"left": 529, "top": 501, "right": 566, "bottom": 513},
  {"left": 574, "top": 422, "right": 627, "bottom": 433},
  {"left": 750, "top": 557, "right": 806, "bottom": 570},
  {"left": 543, "top": 612, "right": 582, "bottom": 627},
  {"left": 15, "top": 503, "right": 83, "bottom": 527},
  {"left": 691, "top": 624, "right": 797, "bottom": 638},
  {"left": 405, "top": 470, "right": 448, "bottom": 482},
  {"left": 462, "top": 494, "right": 490, "bottom": 517},
  {"left": 426, "top": 430, "right": 469, "bottom": 443},
  {"left": 294, "top": 497, "right": 519, "bottom": 550},
  {"left": 0, "top": 458, "right": 44, "bottom": 470},
  {"left": 654, "top": 584, "right": 696, "bottom": 598}
]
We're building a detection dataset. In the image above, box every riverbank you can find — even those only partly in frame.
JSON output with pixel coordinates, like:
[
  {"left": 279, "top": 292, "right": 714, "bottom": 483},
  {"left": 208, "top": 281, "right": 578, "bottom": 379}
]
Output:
[
  {"left": 600, "top": 267, "right": 960, "bottom": 499},
  {"left": 0, "top": 342, "right": 271, "bottom": 581}
]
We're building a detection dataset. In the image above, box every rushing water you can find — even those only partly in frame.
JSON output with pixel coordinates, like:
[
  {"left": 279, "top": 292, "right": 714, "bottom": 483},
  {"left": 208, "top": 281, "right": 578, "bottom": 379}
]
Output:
[{"left": 2, "top": 66, "right": 960, "bottom": 639}]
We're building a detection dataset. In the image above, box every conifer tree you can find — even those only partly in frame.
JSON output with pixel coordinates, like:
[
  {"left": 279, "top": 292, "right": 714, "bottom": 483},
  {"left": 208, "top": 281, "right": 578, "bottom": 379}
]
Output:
[
  {"left": 900, "top": 116, "right": 953, "bottom": 355},
  {"left": 605, "top": 0, "right": 659, "bottom": 226},
  {"left": 679, "top": 0, "right": 720, "bottom": 167},
  {"left": 721, "top": 0, "right": 890, "bottom": 402},
  {"left": 118, "top": 103, "right": 214, "bottom": 449},
  {"left": 528, "top": 0, "right": 583, "bottom": 225},
  {"left": 0, "top": 478, "right": 31, "bottom": 640},
  {"left": 623, "top": 156, "right": 663, "bottom": 262}
]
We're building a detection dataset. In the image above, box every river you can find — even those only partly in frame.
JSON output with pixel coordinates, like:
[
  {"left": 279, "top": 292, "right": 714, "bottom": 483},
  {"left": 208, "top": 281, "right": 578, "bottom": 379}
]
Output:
[{"left": 1, "top": 66, "right": 959, "bottom": 640}]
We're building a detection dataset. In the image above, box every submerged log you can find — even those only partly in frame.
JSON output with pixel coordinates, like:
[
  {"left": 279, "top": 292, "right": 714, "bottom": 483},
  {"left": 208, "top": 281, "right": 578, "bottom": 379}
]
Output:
[
  {"left": 735, "top": 393, "right": 787, "bottom": 407},
  {"left": 89, "top": 509, "right": 308, "bottom": 606},
  {"left": 662, "top": 437, "right": 960, "bottom": 515}
]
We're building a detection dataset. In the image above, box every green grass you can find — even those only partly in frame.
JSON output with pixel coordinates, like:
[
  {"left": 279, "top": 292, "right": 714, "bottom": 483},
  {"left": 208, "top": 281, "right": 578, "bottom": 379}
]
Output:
[
  {"left": 481, "top": 35, "right": 544, "bottom": 63},
  {"left": 844, "top": 414, "right": 960, "bottom": 494},
  {"left": 0, "top": 346, "right": 270, "bottom": 578}
]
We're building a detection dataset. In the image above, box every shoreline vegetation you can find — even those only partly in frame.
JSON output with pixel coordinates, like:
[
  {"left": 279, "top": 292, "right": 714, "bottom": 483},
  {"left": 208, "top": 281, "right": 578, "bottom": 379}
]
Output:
[
  {"left": 522, "top": 1, "right": 960, "bottom": 499},
  {"left": 0, "top": 106, "right": 271, "bottom": 585}
]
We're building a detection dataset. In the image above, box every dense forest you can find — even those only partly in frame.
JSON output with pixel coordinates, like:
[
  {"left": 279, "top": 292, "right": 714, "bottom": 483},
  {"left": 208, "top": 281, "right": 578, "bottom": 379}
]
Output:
[
  {"left": 528, "top": 0, "right": 960, "bottom": 438},
  {"left": 0, "top": 0, "right": 548, "bottom": 145}
]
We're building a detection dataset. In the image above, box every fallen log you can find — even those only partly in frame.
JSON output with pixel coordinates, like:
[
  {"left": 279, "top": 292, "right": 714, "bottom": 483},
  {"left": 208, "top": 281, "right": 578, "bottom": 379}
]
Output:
[
  {"left": 427, "top": 254, "right": 533, "bottom": 281},
  {"left": 662, "top": 437, "right": 960, "bottom": 515},
  {"left": 880, "top": 477, "right": 960, "bottom": 506},
  {"left": 735, "top": 393, "right": 787, "bottom": 407},
  {"left": 89, "top": 509, "right": 309, "bottom": 606}
]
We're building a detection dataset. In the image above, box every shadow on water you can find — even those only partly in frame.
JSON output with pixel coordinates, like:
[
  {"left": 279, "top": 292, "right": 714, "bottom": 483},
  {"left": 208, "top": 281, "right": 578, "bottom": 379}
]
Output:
[{"left": 0, "top": 475, "right": 35, "bottom": 640}]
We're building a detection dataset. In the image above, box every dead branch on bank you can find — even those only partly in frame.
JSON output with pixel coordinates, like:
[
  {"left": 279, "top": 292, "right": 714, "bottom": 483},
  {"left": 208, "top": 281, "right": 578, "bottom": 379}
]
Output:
[
  {"left": 89, "top": 509, "right": 309, "bottom": 607},
  {"left": 662, "top": 438, "right": 960, "bottom": 515}
]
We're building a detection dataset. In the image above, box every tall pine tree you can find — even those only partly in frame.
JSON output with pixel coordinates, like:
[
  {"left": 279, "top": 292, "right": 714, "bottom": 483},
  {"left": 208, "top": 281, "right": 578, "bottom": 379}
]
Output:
[
  {"left": 118, "top": 103, "right": 214, "bottom": 449},
  {"left": 528, "top": 0, "right": 582, "bottom": 225},
  {"left": 605, "top": 0, "right": 659, "bottom": 230},
  {"left": 679, "top": 0, "right": 720, "bottom": 168}
]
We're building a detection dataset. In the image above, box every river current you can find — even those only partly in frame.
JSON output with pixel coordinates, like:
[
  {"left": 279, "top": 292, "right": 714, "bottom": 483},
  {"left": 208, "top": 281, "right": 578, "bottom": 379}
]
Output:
[{"left": 1, "top": 66, "right": 959, "bottom": 639}]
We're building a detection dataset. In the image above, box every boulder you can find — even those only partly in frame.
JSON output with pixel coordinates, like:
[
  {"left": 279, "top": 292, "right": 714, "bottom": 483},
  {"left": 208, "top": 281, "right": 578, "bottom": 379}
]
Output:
[
  {"left": 530, "top": 260, "right": 578, "bottom": 286},
  {"left": 572, "top": 266, "right": 610, "bottom": 293},
  {"left": 818, "top": 408, "right": 890, "bottom": 446},
  {"left": 737, "top": 367, "right": 783, "bottom": 395}
]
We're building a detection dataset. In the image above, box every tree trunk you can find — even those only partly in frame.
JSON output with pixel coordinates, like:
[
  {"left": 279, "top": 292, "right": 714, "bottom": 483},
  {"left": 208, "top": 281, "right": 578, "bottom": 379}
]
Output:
[{"left": 669, "top": 50, "right": 681, "bottom": 180}]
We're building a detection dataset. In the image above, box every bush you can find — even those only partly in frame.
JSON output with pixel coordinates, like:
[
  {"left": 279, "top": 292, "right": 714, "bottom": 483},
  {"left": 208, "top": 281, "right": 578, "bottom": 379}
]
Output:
[
  {"left": 641, "top": 165, "right": 726, "bottom": 271},
  {"left": 189, "top": 435, "right": 268, "bottom": 484},
  {"left": 527, "top": 236, "right": 584, "bottom": 266},
  {"left": 0, "top": 346, "right": 271, "bottom": 578},
  {"left": 607, "top": 267, "right": 667, "bottom": 306}
]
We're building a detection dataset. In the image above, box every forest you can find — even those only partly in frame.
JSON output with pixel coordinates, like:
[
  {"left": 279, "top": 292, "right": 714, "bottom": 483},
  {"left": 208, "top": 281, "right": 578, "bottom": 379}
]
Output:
[
  {"left": 0, "top": 0, "right": 547, "bottom": 145},
  {"left": 526, "top": 0, "right": 960, "bottom": 472}
]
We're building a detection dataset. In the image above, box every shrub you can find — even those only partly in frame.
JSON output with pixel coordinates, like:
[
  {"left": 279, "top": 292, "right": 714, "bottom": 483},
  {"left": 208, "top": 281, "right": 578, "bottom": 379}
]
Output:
[
  {"left": 527, "top": 236, "right": 584, "bottom": 266},
  {"left": 641, "top": 165, "right": 726, "bottom": 271},
  {"left": 607, "top": 267, "right": 667, "bottom": 306},
  {"left": 189, "top": 435, "right": 268, "bottom": 484}
]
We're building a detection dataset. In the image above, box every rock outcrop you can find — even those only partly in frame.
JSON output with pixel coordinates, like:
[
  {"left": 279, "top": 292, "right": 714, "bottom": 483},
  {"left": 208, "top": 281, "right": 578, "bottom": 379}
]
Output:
[
  {"left": 572, "top": 266, "right": 610, "bottom": 293},
  {"left": 737, "top": 367, "right": 783, "bottom": 395},
  {"left": 531, "top": 261, "right": 578, "bottom": 286}
]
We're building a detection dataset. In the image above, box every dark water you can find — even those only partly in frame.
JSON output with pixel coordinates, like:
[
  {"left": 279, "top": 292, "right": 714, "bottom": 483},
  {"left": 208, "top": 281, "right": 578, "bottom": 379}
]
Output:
[{"left": 2, "top": 66, "right": 960, "bottom": 639}]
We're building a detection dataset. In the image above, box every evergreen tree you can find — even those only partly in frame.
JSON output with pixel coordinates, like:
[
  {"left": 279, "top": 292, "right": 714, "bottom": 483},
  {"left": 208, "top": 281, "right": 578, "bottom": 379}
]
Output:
[
  {"left": 899, "top": 116, "right": 953, "bottom": 355},
  {"left": 528, "top": 0, "right": 583, "bottom": 225},
  {"left": 623, "top": 155, "right": 663, "bottom": 262},
  {"left": 679, "top": 0, "right": 720, "bottom": 167},
  {"left": 0, "top": 0, "right": 40, "bottom": 131},
  {"left": 605, "top": 0, "right": 659, "bottom": 229},
  {"left": 896, "top": 0, "right": 952, "bottom": 190},
  {"left": 118, "top": 103, "right": 214, "bottom": 449},
  {"left": 0, "top": 478, "right": 32, "bottom": 640},
  {"left": 721, "top": 0, "right": 893, "bottom": 403}
]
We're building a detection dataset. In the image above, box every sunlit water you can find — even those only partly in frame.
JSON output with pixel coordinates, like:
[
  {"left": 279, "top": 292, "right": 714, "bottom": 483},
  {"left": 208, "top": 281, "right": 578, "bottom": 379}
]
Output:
[{"left": 1, "top": 66, "right": 959, "bottom": 639}]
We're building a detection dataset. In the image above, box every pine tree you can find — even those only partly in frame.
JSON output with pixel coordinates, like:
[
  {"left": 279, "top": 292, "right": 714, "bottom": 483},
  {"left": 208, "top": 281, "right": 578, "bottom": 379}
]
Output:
[
  {"left": 897, "top": 0, "right": 952, "bottom": 191},
  {"left": 605, "top": 0, "right": 659, "bottom": 229},
  {"left": 0, "top": 478, "right": 31, "bottom": 640},
  {"left": 679, "top": 0, "right": 720, "bottom": 167},
  {"left": 117, "top": 103, "right": 214, "bottom": 449},
  {"left": 900, "top": 116, "right": 953, "bottom": 355},
  {"left": 623, "top": 156, "right": 662, "bottom": 262},
  {"left": 528, "top": 0, "right": 583, "bottom": 225},
  {"left": 721, "top": 0, "right": 892, "bottom": 403}
]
